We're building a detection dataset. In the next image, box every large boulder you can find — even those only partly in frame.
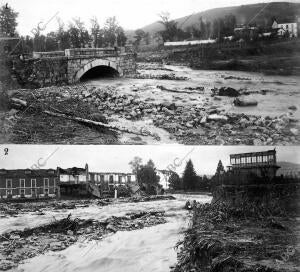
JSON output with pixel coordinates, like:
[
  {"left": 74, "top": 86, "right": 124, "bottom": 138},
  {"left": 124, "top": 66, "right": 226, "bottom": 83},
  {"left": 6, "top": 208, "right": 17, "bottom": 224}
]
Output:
[
  {"left": 234, "top": 97, "right": 258, "bottom": 107},
  {"left": 217, "top": 87, "right": 240, "bottom": 97}
]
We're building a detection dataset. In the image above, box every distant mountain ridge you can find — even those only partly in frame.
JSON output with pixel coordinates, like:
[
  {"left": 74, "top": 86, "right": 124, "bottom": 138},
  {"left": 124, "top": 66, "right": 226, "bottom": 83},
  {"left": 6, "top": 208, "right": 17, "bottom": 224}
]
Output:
[
  {"left": 277, "top": 161, "right": 300, "bottom": 176},
  {"left": 140, "top": 2, "right": 300, "bottom": 34}
]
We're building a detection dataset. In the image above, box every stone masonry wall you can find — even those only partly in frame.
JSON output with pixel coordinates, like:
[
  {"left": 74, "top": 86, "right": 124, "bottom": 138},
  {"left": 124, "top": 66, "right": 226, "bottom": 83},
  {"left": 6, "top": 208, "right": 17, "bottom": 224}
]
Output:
[{"left": 14, "top": 52, "right": 136, "bottom": 87}]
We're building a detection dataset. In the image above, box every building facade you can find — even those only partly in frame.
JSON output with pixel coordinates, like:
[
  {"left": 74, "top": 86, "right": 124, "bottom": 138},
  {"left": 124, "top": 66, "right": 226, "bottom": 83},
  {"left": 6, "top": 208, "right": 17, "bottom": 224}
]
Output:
[
  {"left": 89, "top": 172, "right": 136, "bottom": 191},
  {"left": 228, "top": 149, "right": 280, "bottom": 180},
  {"left": 0, "top": 169, "right": 57, "bottom": 199},
  {"left": 272, "top": 20, "right": 298, "bottom": 38}
]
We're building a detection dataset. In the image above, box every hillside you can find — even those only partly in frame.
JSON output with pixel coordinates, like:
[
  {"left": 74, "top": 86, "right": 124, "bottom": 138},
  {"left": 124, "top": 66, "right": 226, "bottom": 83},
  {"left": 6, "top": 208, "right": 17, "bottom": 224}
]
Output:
[
  {"left": 141, "top": 2, "right": 300, "bottom": 34},
  {"left": 277, "top": 161, "right": 300, "bottom": 176}
]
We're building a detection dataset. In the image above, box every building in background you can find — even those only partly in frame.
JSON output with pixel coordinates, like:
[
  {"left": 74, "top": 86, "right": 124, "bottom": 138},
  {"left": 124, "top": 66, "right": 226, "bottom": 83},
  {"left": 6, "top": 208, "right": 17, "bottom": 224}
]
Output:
[
  {"left": 57, "top": 164, "right": 89, "bottom": 198},
  {"left": 272, "top": 20, "right": 298, "bottom": 38},
  {"left": 0, "top": 168, "right": 57, "bottom": 199},
  {"left": 58, "top": 164, "right": 137, "bottom": 198},
  {"left": 227, "top": 149, "right": 280, "bottom": 180}
]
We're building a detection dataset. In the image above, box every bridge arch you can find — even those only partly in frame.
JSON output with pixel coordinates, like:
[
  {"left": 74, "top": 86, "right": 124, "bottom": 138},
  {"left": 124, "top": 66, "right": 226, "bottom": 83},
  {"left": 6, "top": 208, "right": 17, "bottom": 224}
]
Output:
[{"left": 75, "top": 59, "right": 123, "bottom": 82}]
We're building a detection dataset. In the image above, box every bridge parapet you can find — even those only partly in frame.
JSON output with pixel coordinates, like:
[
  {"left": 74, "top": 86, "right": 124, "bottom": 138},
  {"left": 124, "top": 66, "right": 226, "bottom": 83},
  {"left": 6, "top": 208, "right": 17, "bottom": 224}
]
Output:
[
  {"left": 65, "top": 48, "right": 118, "bottom": 58},
  {"left": 33, "top": 51, "right": 65, "bottom": 59}
]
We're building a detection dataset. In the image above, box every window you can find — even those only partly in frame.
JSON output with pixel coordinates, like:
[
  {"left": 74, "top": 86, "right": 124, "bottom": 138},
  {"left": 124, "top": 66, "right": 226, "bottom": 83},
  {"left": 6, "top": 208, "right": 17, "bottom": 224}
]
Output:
[
  {"left": 6, "top": 189, "right": 12, "bottom": 197},
  {"left": 44, "top": 178, "right": 49, "bottom": 187},
  {"left": 31, "top": 188, "right": 37, "bottom": 196},
  {"left": 118, "top": 175, "right": 122, "bottom": 183},
  {"left": 31, "top": 179, "right": 36, "bottom": 188},
  {"left": 127, "top": 176, "right": 131, "bottom": 183},
  {"left": 20, "top": 188, "right": 25, "bottom": 197},
  {"left": 44, "top": 188, "right": 49, "bottom": 195},
  {"left": 20, "top": 179, "right": 25, "bottom": 188},
  {"left": 100, "top": 175, "right": 104, "bottom": 182},
  {"left": 6, "top": 179, "right": 12, "bottom": 188},
  {"left": 109, "top": 175, "right": 114, "bottom": 183}
]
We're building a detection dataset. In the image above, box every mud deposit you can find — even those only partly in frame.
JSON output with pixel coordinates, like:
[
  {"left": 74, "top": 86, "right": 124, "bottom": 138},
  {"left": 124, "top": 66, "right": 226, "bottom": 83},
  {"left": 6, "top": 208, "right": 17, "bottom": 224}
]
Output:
[
  {"left": 1, "top": 63, "right": 299, "bottom": 144},
  {"left": 0, "top": 194, "right": 212, "bottom": 272},
  {"left": 172, "top": 202, "right": 300, "bottom": 272}
]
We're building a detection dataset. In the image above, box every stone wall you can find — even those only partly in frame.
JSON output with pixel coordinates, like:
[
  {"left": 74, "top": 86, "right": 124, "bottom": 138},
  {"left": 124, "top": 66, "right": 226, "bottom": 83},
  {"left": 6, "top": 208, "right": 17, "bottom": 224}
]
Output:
[{"left": 15, "top": 57, "right": 69, "bottom": 87}]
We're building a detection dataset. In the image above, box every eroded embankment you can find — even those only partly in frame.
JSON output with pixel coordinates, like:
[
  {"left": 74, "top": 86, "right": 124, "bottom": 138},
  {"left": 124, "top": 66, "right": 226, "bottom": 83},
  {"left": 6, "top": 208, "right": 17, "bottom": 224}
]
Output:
[{"left": 172, "top": 202, "right": 300, "bottom": 272}]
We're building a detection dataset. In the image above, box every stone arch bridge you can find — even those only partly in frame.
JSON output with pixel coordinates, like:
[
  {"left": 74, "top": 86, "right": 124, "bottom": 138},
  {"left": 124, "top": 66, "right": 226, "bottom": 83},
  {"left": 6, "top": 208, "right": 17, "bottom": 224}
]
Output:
[{"left": 18, "top": 47, "right": 136, "bottom": 87}]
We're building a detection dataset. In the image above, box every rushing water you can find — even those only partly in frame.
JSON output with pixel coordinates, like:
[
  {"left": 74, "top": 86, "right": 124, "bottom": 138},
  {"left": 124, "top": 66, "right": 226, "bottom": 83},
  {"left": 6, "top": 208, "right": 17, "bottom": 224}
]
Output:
[
  {"left": 86, "top": 65, "right": 300, "bottom": 119},
  {"left": 3, "top": 194, "right": 211, "bottom": 272}
]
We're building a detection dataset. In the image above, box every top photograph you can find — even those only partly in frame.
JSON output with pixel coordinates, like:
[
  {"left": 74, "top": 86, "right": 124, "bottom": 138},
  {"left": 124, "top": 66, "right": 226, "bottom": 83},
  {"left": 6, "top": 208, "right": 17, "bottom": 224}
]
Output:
[{"left": 0, "top": 0, "right": 299, "bottom": 145}]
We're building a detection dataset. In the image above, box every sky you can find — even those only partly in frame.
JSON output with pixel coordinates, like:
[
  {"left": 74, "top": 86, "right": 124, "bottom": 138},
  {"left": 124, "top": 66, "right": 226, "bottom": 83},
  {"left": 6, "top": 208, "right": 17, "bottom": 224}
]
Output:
[
  {"left": 0, "top": 145, "right": 299, "bottom": 176},
  {"left": 4, "top": 0, "right": 298, "bottom": 36}
]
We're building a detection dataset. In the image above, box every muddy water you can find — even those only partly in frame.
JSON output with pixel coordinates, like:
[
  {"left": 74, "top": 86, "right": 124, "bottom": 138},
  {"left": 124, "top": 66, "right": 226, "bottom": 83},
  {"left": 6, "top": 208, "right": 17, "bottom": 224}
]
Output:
[
  {"left": 86, "top": 64, "right": 300, "bottom": 119},
  {"left": 5, "top": 194, "right": 211, "bottom": 272}
]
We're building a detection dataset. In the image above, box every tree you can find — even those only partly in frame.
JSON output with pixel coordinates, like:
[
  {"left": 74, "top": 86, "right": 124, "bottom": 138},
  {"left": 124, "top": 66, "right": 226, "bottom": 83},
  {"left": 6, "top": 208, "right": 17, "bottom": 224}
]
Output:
[
  {"left": 137, "top": 159, "right": 160, "bottom": 195},
  {"left": 103, "top": 16, "right": 127, "bottom": 47},
  {"left": 168, "top": 172, "right": 182, "bottom": 190},
  {"left": 158, "top": 12, "right": 181, "bottom": 42},
  {"left": 56, "top": 17, "right": 71, "bottom": 50},
  {"left": 215, "top": 160, "right": 225, "bottom": 175},
  {"left": 134, "top": 29, "right": 146, "bottom": 47},
  {"left": 182, "top": 159, "right": 198, "bottom": 191},
  {"left": 129, "top": 156, "right": 143, "bottom": 175},
  {"left": 68, "top": 17, "right": 90, "bottom": 48},
  {"left": 0, "top": 4, "right": 18, "bottom": 37},
  {"left": 90, "top": 17, "right": 103, "bottom": 48}
]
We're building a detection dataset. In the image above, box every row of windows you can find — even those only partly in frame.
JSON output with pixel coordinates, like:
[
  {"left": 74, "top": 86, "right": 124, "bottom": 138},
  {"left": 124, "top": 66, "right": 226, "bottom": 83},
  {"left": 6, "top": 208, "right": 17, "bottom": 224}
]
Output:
[
  {"left": 92, "top": 174, "right": 132, "bottom": 183},
  {"left": 5, "top": 188, "right": 51, "bottom": 196},
  {"left": 231, "top": 155, "right": 275, "bottom": 165},
  {"left": 5, "top": 178, "right": 56, "bottom": 188}
]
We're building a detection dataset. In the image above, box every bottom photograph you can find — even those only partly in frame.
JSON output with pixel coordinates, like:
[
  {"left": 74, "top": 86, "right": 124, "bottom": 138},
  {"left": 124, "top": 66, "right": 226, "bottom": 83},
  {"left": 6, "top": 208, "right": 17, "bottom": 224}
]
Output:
[{"left": 0, "top": 145, "right": 299, "bottom": 272}]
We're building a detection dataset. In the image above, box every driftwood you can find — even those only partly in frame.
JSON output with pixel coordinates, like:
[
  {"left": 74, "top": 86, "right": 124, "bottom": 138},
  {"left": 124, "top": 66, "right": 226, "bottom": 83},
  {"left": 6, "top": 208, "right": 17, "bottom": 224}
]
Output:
[
  {"left": 9, "top": 98, "right": 161, "bottom": 140},
  {"left": 156, "top": 85, "right": 203, "bottom": 94}
]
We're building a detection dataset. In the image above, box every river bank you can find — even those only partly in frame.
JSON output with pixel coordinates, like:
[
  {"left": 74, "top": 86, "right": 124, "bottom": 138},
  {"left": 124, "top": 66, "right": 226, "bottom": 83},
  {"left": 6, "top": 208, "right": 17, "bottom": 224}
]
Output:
[
  {"left": 138, "top": 40, "right": 300, "bottom": 76},
  {"left": 172, "top": 201, "right": 300, "bottom": 272},
  {"left": 1, "top": 63, "right": 299, "bottom": 145}
]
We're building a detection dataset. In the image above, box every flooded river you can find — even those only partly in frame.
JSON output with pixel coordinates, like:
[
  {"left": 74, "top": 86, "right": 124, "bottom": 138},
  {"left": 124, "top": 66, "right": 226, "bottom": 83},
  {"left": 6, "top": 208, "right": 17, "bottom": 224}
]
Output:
[
  {"left": 86, "top": 64, "right": 300, "bottom": 119},
  {"left": 3, "top": 194, "right": 211, "bottom": 272}
]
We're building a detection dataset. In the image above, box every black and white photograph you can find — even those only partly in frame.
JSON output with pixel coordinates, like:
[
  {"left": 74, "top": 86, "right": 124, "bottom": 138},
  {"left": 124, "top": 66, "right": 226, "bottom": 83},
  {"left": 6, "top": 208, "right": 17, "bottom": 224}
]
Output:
[
  {"left": 0, "top": 145, "right": 299, "bottom": 271},
  {"left": 0, "top": 0, "right": 299, "bottom": 144},
  {"left": 0, "top": 0, "right": 300, "bottom": 271}
]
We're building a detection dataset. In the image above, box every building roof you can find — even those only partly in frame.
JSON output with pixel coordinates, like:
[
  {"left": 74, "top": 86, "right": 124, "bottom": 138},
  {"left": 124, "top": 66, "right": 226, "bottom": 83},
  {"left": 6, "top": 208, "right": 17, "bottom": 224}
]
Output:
[
  {"left": 273, "top": 19, "right": 297, "bottom": 25},
  {"left": 0, "top": 169, "right": 57, "bottom": 177},
  {"left": 58, "top": 167, "right": 86, "bottom": 175},
  {"left": 230, "top": 149, "right": 276, "bottom": 159},
  {"left": 90, "top": 172, "right": 134, "bottom": 176}
]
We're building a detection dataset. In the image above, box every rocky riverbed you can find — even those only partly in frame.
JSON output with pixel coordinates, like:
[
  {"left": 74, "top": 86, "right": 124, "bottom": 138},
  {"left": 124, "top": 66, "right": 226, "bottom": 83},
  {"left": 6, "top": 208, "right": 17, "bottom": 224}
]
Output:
[{"left": 1, "top": 63, "right": 299, "bottom": 144}]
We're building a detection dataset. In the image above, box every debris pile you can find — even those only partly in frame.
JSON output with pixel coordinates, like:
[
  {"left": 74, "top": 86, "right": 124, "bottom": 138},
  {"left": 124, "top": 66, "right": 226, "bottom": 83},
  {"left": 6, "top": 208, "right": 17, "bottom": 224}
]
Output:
[
  {"left": 129, "top": 195, "right": 176, "bottom": 202},
  {"left": 132, "top": 72, "right": 189, "bottom": 80},
  {"left": 172, "top": 202, "right": 300, "bottom": 272},
  {"left": 2, "top": 82, "right": 299, "bottom": 144}
]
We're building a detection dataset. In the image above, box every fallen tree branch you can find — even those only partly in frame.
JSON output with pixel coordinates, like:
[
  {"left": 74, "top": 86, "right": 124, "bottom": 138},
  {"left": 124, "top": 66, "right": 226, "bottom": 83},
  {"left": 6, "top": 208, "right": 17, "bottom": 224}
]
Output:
[{"left": 9, "top": 98, "right": 161, "bottom": 140}]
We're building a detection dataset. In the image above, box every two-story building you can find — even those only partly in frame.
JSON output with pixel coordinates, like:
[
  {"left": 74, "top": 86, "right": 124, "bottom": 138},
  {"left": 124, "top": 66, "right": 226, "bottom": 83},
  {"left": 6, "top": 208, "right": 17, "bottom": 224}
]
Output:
[
  {"left": 57, "top": 164, "right": 89, "bottom": 197},
  {"left": 272, "top": 20, "right": 298, "bottom": 38},
  {"left": 0, "top": 168, "right": 57, "bottom": 199},
  {"left": 89, "top": 172, "right": 136, "bottom": 191}
]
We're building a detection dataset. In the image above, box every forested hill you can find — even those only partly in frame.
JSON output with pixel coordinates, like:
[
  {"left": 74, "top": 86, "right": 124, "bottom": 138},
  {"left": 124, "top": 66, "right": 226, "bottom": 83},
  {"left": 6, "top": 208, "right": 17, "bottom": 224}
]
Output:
[{"left": 141, "top": 2, "right": 300, "bottom": 33}]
